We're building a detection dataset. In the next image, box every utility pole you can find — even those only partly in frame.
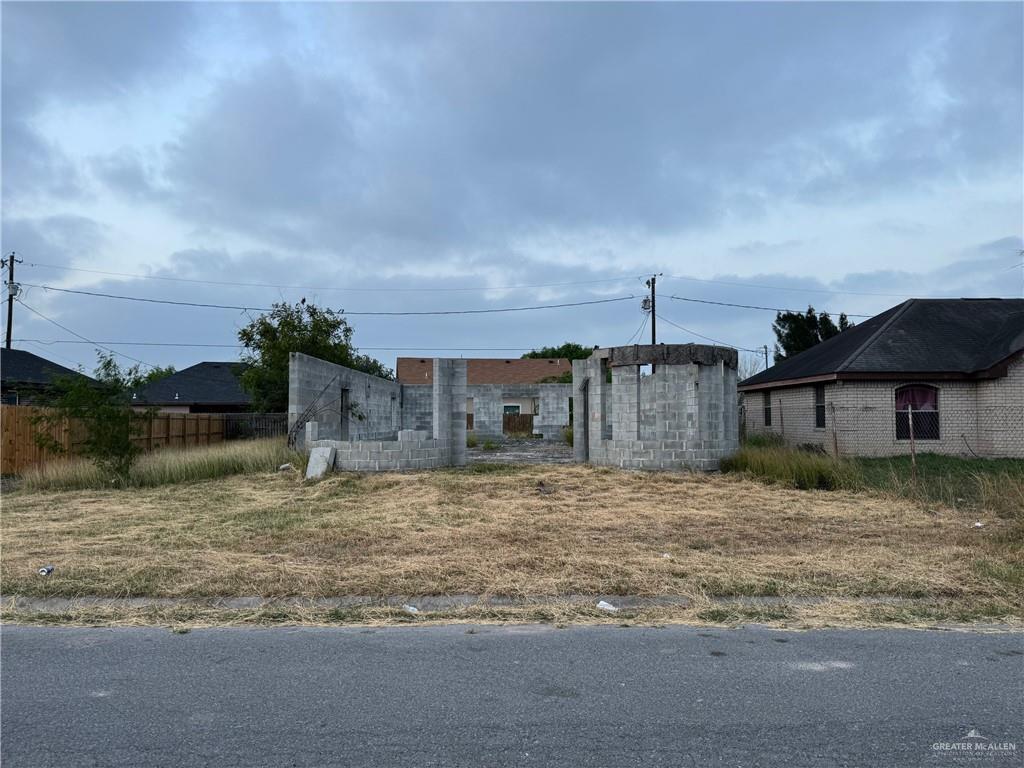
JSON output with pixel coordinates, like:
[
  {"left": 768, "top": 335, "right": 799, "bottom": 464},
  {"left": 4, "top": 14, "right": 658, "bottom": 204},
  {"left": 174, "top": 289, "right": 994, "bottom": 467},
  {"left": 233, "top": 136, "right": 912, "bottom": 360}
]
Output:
[
  {"left": 763, "top": 345, "right": 769, "bottom": 371},
  {"left": 645, "top": 274, "right": 660, "bottom": 373},
  {"left": 646, "top": 274, "right": 657, "bottom": 347},
  {"left": 2, "top": 252, "right": 22, "bottom": 350}
]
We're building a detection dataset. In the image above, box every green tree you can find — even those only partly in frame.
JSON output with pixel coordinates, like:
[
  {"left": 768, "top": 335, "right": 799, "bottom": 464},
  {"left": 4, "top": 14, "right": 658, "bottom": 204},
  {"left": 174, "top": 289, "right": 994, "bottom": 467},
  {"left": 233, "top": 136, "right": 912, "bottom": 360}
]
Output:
[
  {"left": 523, "top": 342, "right": 596, "bottom": 383},
  {"left": 139, "top": 364, "right": 176, "bottom": 385},
  {"left": 238, "top": 300, "right": 392, "bottom": 411},
  {"left": 772, "top": 306, "right": 852, "bottom": 362},
  {"left": 34, "top": 352, "right": 151, "bottom": 487},
  {"left": 522, "top": 342, "right": 595, "bottom": 361}
]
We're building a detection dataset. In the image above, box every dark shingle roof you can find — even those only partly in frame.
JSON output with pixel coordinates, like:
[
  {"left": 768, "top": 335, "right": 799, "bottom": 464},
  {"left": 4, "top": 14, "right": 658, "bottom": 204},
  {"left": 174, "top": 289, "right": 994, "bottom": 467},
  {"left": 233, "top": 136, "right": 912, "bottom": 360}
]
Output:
[
  {"left": 134, "top": 361, "right": 251, "bottom": 405},
  {"left": 1, "top": 348, "right": 90, "bottom": 387},
  {"left": 740, "top": 298, "right": 1024, "bottom": 390}
]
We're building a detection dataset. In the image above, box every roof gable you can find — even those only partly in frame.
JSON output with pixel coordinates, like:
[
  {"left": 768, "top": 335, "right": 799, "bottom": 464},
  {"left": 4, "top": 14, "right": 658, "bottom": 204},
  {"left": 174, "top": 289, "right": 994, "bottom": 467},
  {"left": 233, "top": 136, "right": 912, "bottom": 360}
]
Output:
[
  {"left": 740, "top": 298, "right": 1024, "bottom": 389},
  {"left": 1, "top": 348, "right": 91, "bottom": 387},
  {"left": 134, "top": 361, "right": 251, "bottom": 405}
]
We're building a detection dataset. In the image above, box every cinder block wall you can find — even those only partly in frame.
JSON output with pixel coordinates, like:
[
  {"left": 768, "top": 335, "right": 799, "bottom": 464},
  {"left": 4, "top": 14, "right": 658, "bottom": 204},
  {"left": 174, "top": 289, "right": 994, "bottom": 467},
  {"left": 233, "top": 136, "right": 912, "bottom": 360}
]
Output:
[
  {"left": 574, "top": 345, "right": 739, "bottom": 471},
  {"left": 289, "top": 352, "right": 401, "bottom": 450},
  {"left": 467, "top": 384, "right": 503, "bottom": 438},
  {"left": 433, "top": 358, "right": 467, "bottom": 466},
  {"left": 535, "top": 383, "right": 572, "bottom": 440},
  {"left": 401, "top": 385, "right": 433, "bottom": 433}
]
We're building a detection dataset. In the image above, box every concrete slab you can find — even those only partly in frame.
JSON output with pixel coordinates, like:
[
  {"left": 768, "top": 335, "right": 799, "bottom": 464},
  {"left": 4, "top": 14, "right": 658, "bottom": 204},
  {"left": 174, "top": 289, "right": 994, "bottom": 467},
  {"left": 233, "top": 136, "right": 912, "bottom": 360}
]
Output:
[{"left": 305, "top": 446, "right": 336, "bottom": 479}]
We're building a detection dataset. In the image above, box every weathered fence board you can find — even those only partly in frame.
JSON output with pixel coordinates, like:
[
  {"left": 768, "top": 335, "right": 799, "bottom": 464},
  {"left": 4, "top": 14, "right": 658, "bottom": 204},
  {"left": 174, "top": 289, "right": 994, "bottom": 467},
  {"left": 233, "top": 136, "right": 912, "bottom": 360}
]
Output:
[
  {"left": 503, "top": 413, "right": 534, "bottom": 435},
  {"left": 0, "top": 406, "right": 226, "bottom": 475}
]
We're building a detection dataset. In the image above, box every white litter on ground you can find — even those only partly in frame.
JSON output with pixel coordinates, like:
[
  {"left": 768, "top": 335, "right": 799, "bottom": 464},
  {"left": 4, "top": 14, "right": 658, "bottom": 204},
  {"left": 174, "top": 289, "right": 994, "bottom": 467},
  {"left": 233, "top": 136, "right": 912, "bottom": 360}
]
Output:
[
  {"left": 402, "top": 604, "right": 420, "bottom": 615},
  {"left": 596, "top": 600, "right": 618, "bottom": 613}
]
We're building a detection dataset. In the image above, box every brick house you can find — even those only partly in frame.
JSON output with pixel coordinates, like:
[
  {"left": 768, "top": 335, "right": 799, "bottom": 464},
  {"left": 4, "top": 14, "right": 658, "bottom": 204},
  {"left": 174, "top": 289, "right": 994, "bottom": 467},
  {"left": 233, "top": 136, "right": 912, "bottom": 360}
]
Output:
[{"left": 738, "top": 299, "right": 1024, "bottom": 458}]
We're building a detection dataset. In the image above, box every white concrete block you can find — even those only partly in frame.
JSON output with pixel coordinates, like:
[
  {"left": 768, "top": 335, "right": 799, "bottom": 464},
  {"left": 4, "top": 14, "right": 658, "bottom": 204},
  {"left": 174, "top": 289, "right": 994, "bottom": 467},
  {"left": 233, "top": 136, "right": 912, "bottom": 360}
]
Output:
[{"left": 305, "top": 446, "right": 336, "bottom": 479}]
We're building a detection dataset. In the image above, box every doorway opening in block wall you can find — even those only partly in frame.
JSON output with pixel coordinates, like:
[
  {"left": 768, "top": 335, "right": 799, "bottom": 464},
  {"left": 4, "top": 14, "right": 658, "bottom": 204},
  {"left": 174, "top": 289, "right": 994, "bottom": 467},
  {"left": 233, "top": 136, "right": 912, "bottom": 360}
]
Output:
[{"left": 339, "top": 388, "right": 350, "bottom": 440}]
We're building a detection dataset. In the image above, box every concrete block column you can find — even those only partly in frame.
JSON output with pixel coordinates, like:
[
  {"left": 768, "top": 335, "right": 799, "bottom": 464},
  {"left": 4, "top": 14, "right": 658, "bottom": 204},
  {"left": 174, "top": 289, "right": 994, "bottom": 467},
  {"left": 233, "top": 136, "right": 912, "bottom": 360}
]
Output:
[
  {"left": 449, "top": 359, "right": 467, "bottom": 466},
  {"left": 572, "top": 359, "right": 588, "bottom": 463}
]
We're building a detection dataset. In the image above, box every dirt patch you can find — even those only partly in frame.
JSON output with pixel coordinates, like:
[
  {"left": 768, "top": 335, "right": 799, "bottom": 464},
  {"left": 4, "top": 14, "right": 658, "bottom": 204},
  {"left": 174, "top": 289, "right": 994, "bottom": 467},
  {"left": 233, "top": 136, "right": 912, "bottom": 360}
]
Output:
[{"left": 468, "top": 438, "right": 573, "bottom": 465}]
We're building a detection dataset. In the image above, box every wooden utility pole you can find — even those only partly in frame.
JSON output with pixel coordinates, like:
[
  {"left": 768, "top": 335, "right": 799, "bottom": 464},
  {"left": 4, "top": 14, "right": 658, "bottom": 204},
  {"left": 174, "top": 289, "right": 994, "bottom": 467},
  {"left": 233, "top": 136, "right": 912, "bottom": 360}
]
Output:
[
  {"left": 3, "top": 252, "right": 22, "bottom": 350},
  {"left": 763, "top": 345, "right": 769, "bottom": 371},
  {"left": 645, "top": 274, "right": 660, "bottom": 373},
  {"left": 646, "top": 275, "right": 657, "bottom": 347}
]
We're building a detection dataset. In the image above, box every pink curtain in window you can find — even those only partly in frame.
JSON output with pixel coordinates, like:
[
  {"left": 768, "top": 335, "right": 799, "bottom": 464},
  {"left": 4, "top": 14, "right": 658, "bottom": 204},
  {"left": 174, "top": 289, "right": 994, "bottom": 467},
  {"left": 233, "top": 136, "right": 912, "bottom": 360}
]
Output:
[{"left": 895, "top": 387, "right": 937, "bottom": 411}]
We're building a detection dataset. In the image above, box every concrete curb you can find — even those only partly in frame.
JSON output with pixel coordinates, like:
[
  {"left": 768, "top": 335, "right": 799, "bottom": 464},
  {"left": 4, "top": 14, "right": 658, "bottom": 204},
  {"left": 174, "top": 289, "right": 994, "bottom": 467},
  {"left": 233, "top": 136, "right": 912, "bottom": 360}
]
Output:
[{"left": 1, "top": 594, "right": 922, "bottom": 613}]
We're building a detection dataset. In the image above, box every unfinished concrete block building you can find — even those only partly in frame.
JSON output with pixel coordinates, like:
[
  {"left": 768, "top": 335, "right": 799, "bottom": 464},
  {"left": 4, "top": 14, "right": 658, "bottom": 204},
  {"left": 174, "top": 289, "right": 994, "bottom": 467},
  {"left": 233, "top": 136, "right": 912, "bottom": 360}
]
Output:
[
  {"left": 572, "top": 344, "right": 739, "bottom": 470},
  {"left": 289, "top": 352, "right": 467, "bottom": 472}
]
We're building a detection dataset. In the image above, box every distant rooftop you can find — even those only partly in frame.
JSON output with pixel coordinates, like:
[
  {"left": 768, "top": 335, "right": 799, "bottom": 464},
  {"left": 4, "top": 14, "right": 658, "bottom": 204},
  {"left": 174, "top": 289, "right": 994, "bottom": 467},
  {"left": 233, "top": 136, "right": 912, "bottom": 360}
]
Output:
[
  {"left": 134, "top": 361, "right": 251, "bottom": 405},
  {"left": 396, "top": 357, "right": 571, "bottom": 385},
  {"left": 739, "top": 298, "right": 1024, "bottom": 390},
  {"left": 1, "top": 348, "right": 90, "bottom": 387}
]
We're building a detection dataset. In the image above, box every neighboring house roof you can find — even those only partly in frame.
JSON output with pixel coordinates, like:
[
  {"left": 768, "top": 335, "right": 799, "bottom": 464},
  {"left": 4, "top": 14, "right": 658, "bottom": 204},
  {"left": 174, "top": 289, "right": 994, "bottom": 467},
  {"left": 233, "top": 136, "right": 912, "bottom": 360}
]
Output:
[
  {"left": 396, "top": 357, "right": 572, "bottom": 385},
  {"left": 134, "top": 361, "right": 251, "bottom": 405},
  {"left": 739, "top": 298, "right": 1024, "bottom": 391},
  {"left": 1, "top": 348, "right": 90, "bottom": 388}
]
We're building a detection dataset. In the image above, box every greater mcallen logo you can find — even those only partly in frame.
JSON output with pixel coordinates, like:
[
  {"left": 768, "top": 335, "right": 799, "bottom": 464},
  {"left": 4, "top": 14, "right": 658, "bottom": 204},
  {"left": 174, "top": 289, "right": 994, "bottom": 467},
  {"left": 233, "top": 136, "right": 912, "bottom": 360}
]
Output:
[{"left": 933, "top": 729, "right": 1018, "bottom": 758}]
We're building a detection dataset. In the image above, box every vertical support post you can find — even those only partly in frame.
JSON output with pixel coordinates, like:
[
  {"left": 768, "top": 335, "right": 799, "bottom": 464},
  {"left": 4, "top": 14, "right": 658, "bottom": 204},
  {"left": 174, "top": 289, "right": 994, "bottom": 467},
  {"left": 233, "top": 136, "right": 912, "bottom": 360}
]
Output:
[
  {"left": 908, "top": 403, "right": 917, "bottom": 483},
  {"left": 829, "top": 402, "right": 839, "bottom": 457}
]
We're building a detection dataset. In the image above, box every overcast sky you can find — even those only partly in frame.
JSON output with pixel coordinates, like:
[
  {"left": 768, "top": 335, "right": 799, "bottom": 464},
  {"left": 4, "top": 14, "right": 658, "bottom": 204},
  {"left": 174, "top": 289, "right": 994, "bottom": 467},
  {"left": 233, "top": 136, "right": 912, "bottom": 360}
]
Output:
[{"left": 2, "top": 1, "right": 1021, "bottom": 376}]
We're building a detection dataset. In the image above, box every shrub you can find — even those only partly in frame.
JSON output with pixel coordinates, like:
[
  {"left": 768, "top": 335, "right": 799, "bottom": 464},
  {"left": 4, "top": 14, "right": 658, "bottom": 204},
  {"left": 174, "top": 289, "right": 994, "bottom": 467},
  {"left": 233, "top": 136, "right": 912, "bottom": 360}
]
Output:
[
  {"left": 742, "top": 432, "right": 785, "bottom": 448},
  {"left": 33, "top": 353, "right": 151, "bottom": 487},
  {"left": 482, "top": 440, "right": 498, "bottom": 452},
  {"left": 466, "top": 432, "right": 479, "bottom": 449},
  {"left": 721, "top": 446, "right": 859, "bottom": 491},
  {"left": 563, "top": 426, "right": 574, "bottom": 447}
]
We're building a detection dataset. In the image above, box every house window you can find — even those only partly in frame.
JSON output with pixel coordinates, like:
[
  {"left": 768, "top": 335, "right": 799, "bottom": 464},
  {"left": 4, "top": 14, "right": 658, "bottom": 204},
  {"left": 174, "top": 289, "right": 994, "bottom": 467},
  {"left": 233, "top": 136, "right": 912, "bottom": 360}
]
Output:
[
  {"left": 814, "top": 385, "right": 826, "bottom": 429},
  {"left": 762, "top": 391, "right": 772, "bottom": 427},
  {"left": 895, "top": 385, "right": 939, "bottom": 440},
  {"left": 503, "top": 404, "right": 521, "bottom": 415}
]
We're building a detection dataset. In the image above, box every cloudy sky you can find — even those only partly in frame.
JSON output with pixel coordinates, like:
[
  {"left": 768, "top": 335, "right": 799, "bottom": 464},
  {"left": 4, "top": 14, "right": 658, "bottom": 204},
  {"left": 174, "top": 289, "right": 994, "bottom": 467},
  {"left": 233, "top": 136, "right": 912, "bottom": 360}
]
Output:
[{"left": 2, "top": 1, "right": 1021, "bottom": 376}]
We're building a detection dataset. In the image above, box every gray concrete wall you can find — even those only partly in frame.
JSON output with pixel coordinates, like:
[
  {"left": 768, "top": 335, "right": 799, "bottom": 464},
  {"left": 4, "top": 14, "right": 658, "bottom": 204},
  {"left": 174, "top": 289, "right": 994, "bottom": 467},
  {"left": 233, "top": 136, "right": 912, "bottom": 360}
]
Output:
[
  {"left": 572, "top": 359, "right": 589, "bottom": 463},
  {"left": 401, "top": 385, "right": 433, "bottom": 433},
  {"left": 573, "top": 344, "right": 739, "bottom": 471},
  {"left": 432, "top": 358, "right": 468, "bottom": 466},
  {"left": 290, "top": 354, "right": 467, "bottom": 469},
  {"left": 467, "top": 384, "right": 503, "bottom": 438},
  {"left": 535, "top": 383, "right": 572, "bottom": 440},
  {"left": 309, "top": 436, "right": 451, "bottom": 471},
  {"left": 466, "top": 383, "right": 572, "bottom": 440},
  {"left": 289, "top": 352, "right": 402, "bottom": 450}
]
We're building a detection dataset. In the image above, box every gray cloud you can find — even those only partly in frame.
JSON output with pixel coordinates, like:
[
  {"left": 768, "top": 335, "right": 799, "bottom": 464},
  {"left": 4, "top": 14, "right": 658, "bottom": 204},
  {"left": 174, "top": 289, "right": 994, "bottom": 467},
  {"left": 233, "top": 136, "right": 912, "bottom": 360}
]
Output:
[{"left": 1, "top": 3, "right": 1020, "bottom": 373}]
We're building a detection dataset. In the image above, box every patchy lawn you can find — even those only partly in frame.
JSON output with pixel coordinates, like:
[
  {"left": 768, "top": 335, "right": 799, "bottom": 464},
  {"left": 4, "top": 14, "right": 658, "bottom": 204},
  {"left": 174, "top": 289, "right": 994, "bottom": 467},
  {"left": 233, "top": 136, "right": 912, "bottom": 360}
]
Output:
[{"left": 2, "top": 464, "right": 1021, "bottom": 626}]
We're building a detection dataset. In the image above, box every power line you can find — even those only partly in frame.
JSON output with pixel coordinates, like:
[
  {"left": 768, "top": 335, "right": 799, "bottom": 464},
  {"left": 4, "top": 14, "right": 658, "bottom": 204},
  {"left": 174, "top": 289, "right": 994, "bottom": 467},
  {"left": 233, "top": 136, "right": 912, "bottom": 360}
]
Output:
[
  {"left": 13, "top": 338, "right": 547, "bottom": 352},
  {"left": 667, "top": 294, "right": 873, "bottom": 318},
  {"left": 15, "top": 299, "right": 160, "bottom": 370},
  {"left": 19, "top": 283, "right": 637, "bottom": 315},
  {"left": 624, "top": 312, "right": 649, "bottom": 345},
  {"left": 658, "top": 312, "right": 761, "bottom": 352},
  {"left": 26, "top": 261, "right": 645, "bottom": 294}
]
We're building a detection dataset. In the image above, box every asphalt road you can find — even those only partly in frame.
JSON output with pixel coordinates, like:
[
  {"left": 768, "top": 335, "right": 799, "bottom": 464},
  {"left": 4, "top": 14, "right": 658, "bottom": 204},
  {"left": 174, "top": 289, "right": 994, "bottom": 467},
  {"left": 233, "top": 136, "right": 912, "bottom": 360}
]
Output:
[{"left": 2, "top": 625, "right": 1021, "bottom": 767}]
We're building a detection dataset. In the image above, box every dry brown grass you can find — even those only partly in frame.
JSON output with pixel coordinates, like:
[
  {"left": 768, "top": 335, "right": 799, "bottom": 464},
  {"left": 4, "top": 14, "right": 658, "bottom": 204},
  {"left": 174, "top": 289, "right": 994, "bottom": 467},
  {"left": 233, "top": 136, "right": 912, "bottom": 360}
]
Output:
[{"left": 2, "top": 464, "right": 1021, "bottom": 625}]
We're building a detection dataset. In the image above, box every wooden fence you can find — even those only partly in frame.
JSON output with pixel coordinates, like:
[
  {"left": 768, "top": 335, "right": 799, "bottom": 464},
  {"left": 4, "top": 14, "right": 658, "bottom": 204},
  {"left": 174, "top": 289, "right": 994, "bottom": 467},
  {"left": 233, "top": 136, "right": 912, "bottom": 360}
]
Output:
[
  {"left": 1, "top": 406, "right": 225, "bottom": 475},
  {"left": 503, "top": 413, "right": 535, "bottom": 435}
]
